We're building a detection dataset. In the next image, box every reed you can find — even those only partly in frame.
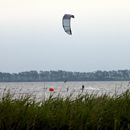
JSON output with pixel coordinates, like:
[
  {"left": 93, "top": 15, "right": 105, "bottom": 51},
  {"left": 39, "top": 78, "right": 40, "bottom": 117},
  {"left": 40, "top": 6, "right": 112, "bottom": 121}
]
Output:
[{"left": 0, "top": 90, "right": 130, "bottom": 130}]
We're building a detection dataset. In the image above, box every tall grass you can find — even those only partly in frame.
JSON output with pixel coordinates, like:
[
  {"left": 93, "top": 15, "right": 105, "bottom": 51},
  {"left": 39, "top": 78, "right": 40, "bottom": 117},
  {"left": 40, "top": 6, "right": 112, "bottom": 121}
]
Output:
[{"left": 0, "top": 90, "right": 130, "bottom": 130}]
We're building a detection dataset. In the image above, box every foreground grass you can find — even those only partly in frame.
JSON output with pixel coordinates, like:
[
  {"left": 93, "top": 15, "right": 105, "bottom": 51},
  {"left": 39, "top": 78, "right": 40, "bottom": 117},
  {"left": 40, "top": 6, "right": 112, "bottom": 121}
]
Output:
[{"left": 0, "top": 91, "right": 130, "bottom": 130}]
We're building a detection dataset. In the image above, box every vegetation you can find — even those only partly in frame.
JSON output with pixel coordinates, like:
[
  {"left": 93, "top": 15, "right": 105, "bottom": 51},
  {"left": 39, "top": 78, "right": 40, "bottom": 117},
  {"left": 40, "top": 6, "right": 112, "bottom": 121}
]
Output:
[
  {"left": 0, "top": 69, "right": 130, "bottom": 82},
  {"left": 0, "top": 91, "right": 130, "bottom": 130}
]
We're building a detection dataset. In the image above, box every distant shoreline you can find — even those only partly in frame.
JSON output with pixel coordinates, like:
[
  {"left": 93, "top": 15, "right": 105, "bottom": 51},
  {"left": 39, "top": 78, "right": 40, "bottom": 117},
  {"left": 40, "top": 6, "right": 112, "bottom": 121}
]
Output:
[
  {"left": 0, "top": 70, "right": 130, "bottom": 82},
  {"left": 0, "top": 80, "right": 129, "bottom": 83}
]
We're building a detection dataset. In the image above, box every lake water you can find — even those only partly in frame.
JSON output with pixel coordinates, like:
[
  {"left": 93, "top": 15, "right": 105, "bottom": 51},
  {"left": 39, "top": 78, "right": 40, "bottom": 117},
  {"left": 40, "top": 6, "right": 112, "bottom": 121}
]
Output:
[{"left": 0, "top": 81, "right": 130, "bottom": 100}]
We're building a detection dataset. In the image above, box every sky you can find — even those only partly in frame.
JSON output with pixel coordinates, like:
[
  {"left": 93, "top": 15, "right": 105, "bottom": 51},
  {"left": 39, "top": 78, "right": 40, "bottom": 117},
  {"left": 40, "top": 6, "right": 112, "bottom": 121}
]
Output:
[{"left": 0, "top": 0, "right": 130, "bottom": 73}]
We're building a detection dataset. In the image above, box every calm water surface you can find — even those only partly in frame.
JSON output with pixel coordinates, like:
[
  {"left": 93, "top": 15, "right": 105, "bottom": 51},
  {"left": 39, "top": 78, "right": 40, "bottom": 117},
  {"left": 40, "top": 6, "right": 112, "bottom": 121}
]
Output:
[{"left": 0, "top": 81, "right": 130, "bottom": 100}]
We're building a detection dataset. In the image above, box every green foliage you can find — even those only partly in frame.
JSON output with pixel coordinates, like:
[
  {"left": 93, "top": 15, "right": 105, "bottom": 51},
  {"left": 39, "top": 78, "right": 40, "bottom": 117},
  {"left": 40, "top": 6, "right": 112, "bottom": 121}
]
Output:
[{"left": 0, "top": 91, "right": 130, "bottom": 130}]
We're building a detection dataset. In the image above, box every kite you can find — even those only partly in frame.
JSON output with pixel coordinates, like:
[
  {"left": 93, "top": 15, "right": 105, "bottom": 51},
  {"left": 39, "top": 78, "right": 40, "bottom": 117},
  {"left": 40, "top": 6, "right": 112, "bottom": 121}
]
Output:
[{"left": 62, "top": 14, "right": 74, "bottom": 35}]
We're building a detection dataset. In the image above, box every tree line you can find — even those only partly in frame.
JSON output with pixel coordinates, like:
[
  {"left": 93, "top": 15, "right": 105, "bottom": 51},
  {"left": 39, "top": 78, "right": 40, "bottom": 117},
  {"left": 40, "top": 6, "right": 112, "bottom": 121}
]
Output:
[{"left": 0, "top": 70, "right": 130, "bottom": 82}]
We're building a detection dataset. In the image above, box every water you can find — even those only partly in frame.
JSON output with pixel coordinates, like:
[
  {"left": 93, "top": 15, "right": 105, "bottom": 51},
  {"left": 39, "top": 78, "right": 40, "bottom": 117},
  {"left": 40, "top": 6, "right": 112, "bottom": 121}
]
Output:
[{"left": 0, "top": 81, "right": 130, "bottom": 100}]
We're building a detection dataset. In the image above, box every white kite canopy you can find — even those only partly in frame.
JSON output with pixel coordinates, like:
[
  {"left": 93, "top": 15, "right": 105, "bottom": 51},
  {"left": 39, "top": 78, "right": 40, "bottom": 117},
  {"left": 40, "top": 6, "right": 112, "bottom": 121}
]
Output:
[{"left": 62, "top": 14, "right": 74, "bottom": 35}]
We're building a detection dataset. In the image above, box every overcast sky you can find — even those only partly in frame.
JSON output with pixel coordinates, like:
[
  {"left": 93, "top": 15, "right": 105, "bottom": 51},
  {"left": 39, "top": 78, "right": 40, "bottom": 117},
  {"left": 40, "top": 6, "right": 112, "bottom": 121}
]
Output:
[{"left": 0, "top": 0, "right": 130, "bottom": 73}]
